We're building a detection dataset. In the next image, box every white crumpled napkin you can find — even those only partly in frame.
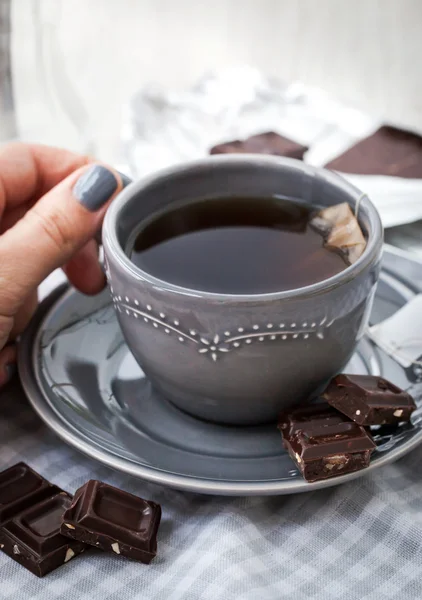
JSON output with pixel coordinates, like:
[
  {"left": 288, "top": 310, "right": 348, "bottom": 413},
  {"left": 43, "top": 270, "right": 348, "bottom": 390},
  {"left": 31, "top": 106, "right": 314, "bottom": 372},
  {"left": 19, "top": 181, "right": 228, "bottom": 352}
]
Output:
[{"left": 121, "top": 66, "right": 422, "bottom": 228}]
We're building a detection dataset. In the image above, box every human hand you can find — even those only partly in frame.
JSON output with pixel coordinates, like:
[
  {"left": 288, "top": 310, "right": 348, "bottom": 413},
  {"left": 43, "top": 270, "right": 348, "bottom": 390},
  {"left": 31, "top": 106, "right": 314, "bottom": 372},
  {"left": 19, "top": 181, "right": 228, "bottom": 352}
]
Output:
[{"left": 0, "top": 143, "right": 128, "bottom": 387}]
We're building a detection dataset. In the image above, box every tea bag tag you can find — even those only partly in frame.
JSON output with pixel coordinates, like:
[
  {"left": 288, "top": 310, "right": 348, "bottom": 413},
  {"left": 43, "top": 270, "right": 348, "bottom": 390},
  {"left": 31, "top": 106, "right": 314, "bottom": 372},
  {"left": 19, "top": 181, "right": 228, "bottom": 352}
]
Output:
[{"left": 368, "top": 295, "right": 422, "bottom": 375}]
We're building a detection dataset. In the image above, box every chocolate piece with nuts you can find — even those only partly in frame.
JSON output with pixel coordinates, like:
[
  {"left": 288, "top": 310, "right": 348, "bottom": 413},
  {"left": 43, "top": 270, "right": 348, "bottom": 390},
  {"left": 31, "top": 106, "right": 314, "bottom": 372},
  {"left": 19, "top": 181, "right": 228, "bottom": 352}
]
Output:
[
  {"left": 0, "top": 464, "right": 86, "bottom": 577},
  {"left": 278, "top": 403, "right": 376, "bottom": 482},
  {"left": 278, "top": 402, "right": 350, "bottom": 440},
  {"left": 323, "top": 374, "right": 416, "bottom": 426},
  {"left": 61, "top": 480, "right": 161, "bottom": 564}
]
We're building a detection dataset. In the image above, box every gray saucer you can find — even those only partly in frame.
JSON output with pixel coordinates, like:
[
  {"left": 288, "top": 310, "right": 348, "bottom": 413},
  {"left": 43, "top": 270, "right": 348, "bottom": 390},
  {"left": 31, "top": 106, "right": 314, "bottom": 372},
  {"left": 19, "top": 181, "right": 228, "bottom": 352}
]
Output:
[{"left": 18, "top": 245, "right": 422, "bottom": 495}]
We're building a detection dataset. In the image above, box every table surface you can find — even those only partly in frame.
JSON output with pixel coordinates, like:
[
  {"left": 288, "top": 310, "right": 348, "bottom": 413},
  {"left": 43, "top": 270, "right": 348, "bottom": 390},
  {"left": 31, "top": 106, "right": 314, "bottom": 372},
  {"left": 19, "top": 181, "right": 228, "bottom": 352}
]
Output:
[{"left": 2, "top": 380, "right": 422, "bottom": 600}]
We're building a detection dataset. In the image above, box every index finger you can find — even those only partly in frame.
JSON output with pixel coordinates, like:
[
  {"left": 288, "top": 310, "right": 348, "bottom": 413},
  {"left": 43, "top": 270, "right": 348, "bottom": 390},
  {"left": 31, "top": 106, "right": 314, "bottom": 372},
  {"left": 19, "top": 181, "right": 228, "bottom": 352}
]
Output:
[{"left": 0, "top": 143, "right": 92, "bottom": 220}]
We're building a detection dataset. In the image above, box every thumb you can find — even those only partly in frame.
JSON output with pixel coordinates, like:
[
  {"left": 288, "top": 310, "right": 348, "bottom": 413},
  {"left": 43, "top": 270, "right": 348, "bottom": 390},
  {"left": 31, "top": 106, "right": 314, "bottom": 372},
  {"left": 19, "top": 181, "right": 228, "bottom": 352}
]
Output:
[{"left": 0, "top": 164, "right": 126, "bottom": 311}]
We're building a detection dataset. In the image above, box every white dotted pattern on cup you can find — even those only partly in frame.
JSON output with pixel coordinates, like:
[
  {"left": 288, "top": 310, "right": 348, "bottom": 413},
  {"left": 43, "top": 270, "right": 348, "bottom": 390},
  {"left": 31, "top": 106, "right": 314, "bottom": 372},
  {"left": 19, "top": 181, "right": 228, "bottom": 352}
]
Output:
[{"left": 111, "top": 294, "right": 333, "bottom": 362}]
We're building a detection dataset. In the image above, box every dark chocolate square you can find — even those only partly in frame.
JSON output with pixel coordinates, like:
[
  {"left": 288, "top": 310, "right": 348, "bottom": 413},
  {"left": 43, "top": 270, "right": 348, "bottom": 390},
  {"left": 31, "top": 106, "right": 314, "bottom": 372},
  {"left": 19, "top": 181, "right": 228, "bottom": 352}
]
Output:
[
  {"left": 323, "top": 374, "right": 416, "bottom": 425},
  {"left": 278, "top": 402, "right": 349, "bottom": 440},
  {"left": 325, "top": 126, "right": 422, "bottom": 178},
  {"left": 278, "top": 403, "right": 376, "bottom": 482},
  {"left": 61, "top": 480, "right": 161, "bottom": 564},
  {"left": 0, "top": 463, "right": 60, "bottom": 526},
  {"left": 0, "top": 491, "right": 86, "bottom": 577},
  {"left": 289, "top": 421, "right": 376, "bottom": 460}
]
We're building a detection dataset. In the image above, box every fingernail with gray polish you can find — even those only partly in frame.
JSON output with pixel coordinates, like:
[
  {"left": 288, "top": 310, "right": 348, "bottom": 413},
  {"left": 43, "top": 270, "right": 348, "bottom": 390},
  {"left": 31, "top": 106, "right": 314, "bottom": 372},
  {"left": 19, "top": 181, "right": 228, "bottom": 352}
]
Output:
[
  {"left": 73, "top": 165, "right": 118, "bottom": 212},
  {"left": 118, "top": 172, "right": 132, "bottom": 188}
]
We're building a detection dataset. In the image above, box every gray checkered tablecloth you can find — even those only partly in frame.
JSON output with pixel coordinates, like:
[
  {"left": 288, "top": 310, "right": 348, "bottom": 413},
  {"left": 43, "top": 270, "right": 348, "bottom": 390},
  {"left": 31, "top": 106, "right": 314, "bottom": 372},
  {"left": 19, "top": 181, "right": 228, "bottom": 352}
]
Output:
[{"left": 1, "top": 380, "right": 422, "bottom": 600}]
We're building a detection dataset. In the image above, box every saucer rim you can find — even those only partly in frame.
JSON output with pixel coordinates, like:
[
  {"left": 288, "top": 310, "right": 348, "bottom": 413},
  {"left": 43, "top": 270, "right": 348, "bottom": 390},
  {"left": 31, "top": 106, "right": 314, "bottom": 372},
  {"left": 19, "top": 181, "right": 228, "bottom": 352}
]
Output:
[{"left": 18, "top": 262, "right": 422, "bottom": 495}]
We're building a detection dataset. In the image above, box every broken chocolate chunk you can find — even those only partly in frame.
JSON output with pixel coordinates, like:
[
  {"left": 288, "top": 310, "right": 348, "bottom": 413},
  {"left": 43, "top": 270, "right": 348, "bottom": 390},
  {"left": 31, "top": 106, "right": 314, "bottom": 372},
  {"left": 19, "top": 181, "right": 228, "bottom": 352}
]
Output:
[
  {"left": 210, "top": 131, "right": 308, "bottom": 159},
  {"left": 325, "top": 125, "right": 422, "bottom": 178},
  {"left": 323, "top": 374, "right": 416, "bottom": 426},
  {"left": 209, "top": 140, "right": 245, "bottom": 154},
  {"left": 278, "top": 402, "right": 349, "bottom": 440},
  {"left": 278, "top": 403, "right": 375, "bottom": 482},
  {"left": 61, "top": 480, "right": 161, "bottom": 564}
]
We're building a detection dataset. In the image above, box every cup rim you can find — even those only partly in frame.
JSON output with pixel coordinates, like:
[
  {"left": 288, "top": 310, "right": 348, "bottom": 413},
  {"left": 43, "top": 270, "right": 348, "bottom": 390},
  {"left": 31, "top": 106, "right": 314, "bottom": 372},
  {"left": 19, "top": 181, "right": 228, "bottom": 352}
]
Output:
[{"left": 103, "top": 155, "right": 383, "bottom": 302}]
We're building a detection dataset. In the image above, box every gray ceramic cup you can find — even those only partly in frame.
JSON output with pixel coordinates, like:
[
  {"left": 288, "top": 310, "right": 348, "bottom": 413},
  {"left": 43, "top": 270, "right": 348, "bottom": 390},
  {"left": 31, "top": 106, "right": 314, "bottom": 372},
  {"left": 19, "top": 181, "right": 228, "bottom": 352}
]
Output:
[{"left": 102, "top": 156, "right": 383, "bottom": 425}]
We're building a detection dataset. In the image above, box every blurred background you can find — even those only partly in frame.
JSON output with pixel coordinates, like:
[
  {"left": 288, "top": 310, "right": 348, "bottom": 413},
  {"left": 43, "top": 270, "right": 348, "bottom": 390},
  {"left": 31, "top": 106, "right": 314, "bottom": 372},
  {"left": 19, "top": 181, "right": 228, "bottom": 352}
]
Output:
[
  {"left": 1, "top": 0, "right": 422, "bottom": 252},
  {"left": 4, "top": 0, "right": 422, "bottom": 161}
]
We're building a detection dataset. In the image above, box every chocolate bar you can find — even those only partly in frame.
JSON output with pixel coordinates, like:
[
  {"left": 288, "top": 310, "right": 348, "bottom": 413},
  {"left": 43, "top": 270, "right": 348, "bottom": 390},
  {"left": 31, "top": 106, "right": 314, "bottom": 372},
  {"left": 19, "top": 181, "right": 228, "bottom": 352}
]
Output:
[
  {"left": 278, "top": 404, "right": 376, "bottom": 482},
  {"left": 61, "top": 480, "right": 161, "bottom": 564},
  {"left": 323, "top": 374, "right": 416, "bottom": 426},
  {"left": 325, "top": 125, "right": 422, "bottom": 178},
  {"left": 0, "top": 463, "right": 60, "bottom": 526},
  {"left": 210, "top": 140, "right": 245, "bottom": 154},
  {"left": 0, "top": 464, "right": 86, "bottom": 577},
  {"left": 210, "top": 131, "right": 308, "bottom": 159}
]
